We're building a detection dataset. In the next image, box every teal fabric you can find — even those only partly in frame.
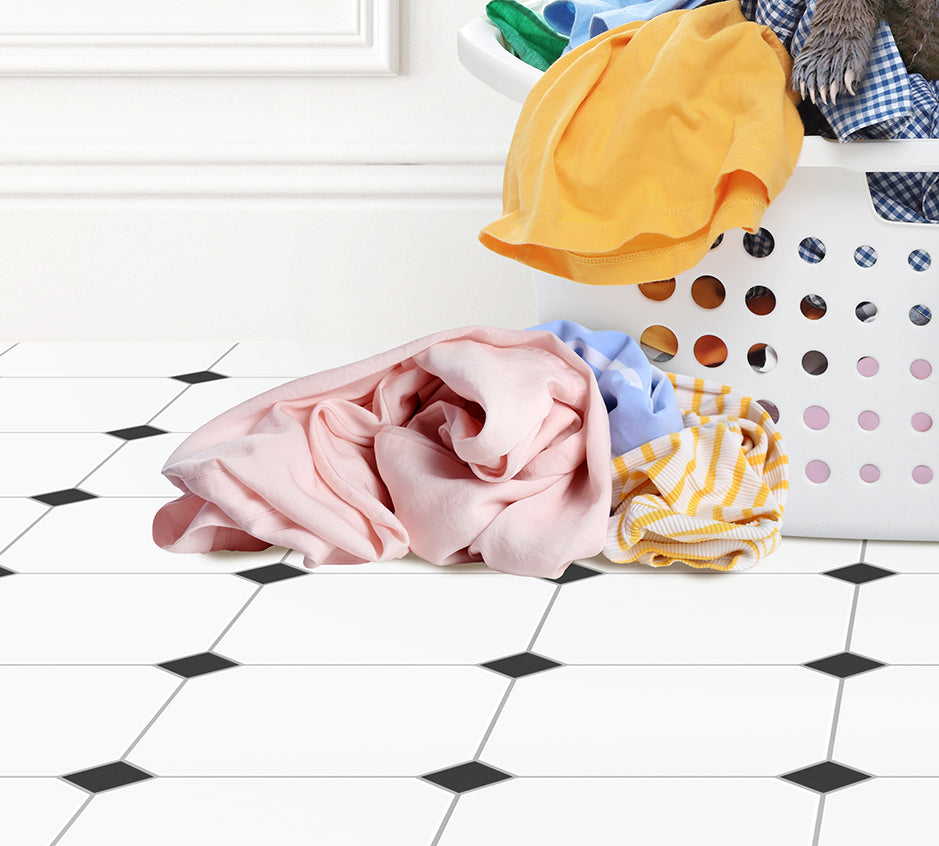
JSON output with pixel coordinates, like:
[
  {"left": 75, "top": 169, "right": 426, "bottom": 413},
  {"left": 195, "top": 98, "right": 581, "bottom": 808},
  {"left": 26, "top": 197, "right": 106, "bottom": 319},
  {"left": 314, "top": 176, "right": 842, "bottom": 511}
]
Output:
[{"left": 486, "top": 0, "right": 569, "bottom": 71}]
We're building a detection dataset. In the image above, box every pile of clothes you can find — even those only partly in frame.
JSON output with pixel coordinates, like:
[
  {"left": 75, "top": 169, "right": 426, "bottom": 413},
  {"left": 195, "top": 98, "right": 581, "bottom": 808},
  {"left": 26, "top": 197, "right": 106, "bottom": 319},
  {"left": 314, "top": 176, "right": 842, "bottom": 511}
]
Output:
[
  {"left": 152, "top": 322, "right": 789, "bottom": 579},
  {"left": 485, "top": 0, "right": 939, "bottom": 225}
]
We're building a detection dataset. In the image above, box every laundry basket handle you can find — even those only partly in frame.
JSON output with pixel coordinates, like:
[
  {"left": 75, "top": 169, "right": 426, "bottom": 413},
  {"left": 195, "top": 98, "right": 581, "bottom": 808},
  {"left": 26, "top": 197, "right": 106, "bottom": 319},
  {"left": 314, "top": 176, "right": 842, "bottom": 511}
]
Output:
[{"left": 799, "top": 137, "right": 939, "bottom": 172}]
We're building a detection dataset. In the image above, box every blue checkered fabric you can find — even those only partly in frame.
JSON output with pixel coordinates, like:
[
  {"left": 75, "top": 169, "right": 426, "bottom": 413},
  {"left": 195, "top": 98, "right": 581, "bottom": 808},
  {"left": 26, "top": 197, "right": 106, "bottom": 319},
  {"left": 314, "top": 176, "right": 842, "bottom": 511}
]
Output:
[
  {"left": 853, "top": 244, "right": 878, "bottom": 267},
  {"left": 908, "top": 249, "right": 932, "bottom": 271},
  {"left": 742, "top": 228, "right": 775, "bottom": 257},
  {"left": 798, "top": 236, "right": 826, "bottom": 263},
  {"left": 740, "top": 0, "right": 939, "bottom": 223}
]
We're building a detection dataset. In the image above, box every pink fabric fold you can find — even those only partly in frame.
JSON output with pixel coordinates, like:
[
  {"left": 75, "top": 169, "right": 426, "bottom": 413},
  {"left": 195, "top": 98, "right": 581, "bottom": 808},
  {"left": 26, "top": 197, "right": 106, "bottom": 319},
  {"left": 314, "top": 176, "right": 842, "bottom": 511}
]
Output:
[{"left": 152, "top": 326, "right": 612, "bottom": 578}]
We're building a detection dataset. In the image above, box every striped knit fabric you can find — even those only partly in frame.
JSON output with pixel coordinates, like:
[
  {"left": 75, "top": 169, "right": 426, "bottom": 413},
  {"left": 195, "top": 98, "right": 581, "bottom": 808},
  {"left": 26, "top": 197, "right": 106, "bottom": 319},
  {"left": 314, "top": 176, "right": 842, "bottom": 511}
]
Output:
[{"left": 605, "top": 374, "right": 790, "bottom": 571}]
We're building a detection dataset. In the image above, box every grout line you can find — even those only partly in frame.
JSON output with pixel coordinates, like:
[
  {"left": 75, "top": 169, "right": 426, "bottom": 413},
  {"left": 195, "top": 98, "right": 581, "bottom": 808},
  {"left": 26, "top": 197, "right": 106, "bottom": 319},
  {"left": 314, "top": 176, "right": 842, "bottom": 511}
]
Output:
[
  {"left": 844, "top": 585, "right": 862, "bottom": 652},
  {"left": 141, "top": 343, "right": 237, "bottom": 427},
  {"left": 48, "top": 794, "right": 95, "bottom": 846},
  {"left": 859, "top": 539, "right": 868, "bottom": 563},
  {"left": 473, "top": 679, "right": 515, "bottom": 760},
  {"left": 429, "top": 794, "right": 462, "bottom": 846},
  {"left": 208, "top": 342, "right": 241, "bottom": 370},
  {"left": 811, "top": 793, "right": 826, "bottom": 846},
  {"left": 208, "top": 583, "right": 265, "bottom": 652},
  {"left": 0, "top": 506, "right": 53, "bottom": 560},
  {"left": 4, "top": 774, "right": 935, "bottom": 781},
  {"left": 73, "top": 441, "right": 130, "bottom": 488},
  {"left": 827, "top": 679, "right": 846, "bottom": 760},
  {"left": 527, "top": 584, "right": 562, "bottom": 652},
  {"left": 121, "top": 678, "right": 188, "bottom": 758},
  {"left": 0, "top": 342, "right": 18, "bottom": 358}
]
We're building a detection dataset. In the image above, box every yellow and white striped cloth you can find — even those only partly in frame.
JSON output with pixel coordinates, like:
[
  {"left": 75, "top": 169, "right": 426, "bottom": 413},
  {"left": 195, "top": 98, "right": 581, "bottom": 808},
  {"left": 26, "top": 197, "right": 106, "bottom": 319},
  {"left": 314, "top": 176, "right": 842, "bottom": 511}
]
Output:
[{"left": 605, "top": 374, "right": 790, "bottom": 571}]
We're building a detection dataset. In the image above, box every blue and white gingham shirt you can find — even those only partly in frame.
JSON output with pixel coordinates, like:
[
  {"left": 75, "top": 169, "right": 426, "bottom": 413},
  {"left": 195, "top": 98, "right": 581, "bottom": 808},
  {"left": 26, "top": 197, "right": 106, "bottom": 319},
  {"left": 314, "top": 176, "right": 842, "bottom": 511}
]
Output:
[{"left": 740, "top": 0, "right": 939, "bottom": 222}]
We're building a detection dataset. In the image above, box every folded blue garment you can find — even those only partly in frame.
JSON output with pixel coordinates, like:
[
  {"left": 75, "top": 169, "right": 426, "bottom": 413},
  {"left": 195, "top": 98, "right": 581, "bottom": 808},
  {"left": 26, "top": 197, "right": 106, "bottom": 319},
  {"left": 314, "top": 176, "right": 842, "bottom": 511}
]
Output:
[
  {"left": 544, "top": 0, "right": 708, "bottom": 51},
  {"left": 533, "top": 320, "right": 684, "bottom": 455}
]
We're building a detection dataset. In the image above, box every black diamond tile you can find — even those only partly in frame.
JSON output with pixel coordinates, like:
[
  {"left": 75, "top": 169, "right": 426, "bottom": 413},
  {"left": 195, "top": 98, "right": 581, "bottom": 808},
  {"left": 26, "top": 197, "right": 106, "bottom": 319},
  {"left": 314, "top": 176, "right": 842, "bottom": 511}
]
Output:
[
  {"left": 0, "top": 566, "right": 15, "bottom": 578},
  {"left": 157, "top": 652, "right": 239, "bottom": 679},
  {"left": 105, "top": 425, "right": 168, "bottom": 441},
  {"left": 30, "top": 488, "right": 98, "bottom": 507},
  {"left": 171, "top": 370, "right": 228, "bottom": 384},
  {"left": 781, "top": 761, "right": 871, "bottom": 793},
  {"left": 804, "top": 652, "right": 885, "bottom": 679},
  {"left": 422, "top": 761, "right": 512, "bottom": 793},
  {"left": 235, "top": 563, "right": 309, "bottom": 585},
  {"left": 823, "top": 563, "right": 897, "bottom": 585},
  {"left": 545, "top": 562, "right": 603, "bottom": 584},
  {"left": 63, "top": 761, "right": 153, "bottom": 794},
  {"left": 481, "top": 652, "right": 562, "bottom": 679}
]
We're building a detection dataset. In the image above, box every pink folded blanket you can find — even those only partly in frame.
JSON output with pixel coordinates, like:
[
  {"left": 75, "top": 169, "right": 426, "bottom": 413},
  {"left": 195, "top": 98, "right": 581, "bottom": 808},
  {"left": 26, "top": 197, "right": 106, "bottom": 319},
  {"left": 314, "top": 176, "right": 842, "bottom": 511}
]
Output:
[{"left": 152, "top": 326, "right": 612, "bottom": 578}]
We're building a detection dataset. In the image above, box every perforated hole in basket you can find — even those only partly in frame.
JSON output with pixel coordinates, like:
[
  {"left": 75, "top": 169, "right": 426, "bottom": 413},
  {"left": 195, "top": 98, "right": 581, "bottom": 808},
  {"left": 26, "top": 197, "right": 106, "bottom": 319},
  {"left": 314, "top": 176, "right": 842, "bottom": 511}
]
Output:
[
  {"left": 912, "top": 412, "right": 933, "bottom": 432},
  {"left": 748, "top": 343, "right": 777, "bottom": 373},
  {"left": 798, "top": 237, "right": 826, "bottom": 263},
  {"left": 805, "top": 460, "right": 830, "bottom": 483},
  {"left": 911, "top": 359, "right": 932, "bottom": 379},
  {"left": 909, "top": 249, "right": 932, "bottom": 271},
  {"left": 910, "top": 305, "right": 932, "bottom": 326},
  {"left": 639, "top": 325, "right": 677, "bottom": 363},
  {"left": 858, "top": 411, "right": 880, "bottom": 431},
  {"left": 854, "top": 245, "right": 878, "bottom": 268},
  {"left": 691, "top": 276, "right": 725, "bottom": 309},
  {"left": 694, "top": 335, "right": 727, "bottom": 367},
  {"left": 802, "top": 350, "right": 828, "bottom": 375},
  {"left": 857, "top": 357, "right": 879, "bottom": 377},
  {"left": 745, "top": 286, "right": 776, "bottom": 315},
  {"left": 800, "top": 295, "right": 827, "bottom": 320},
  {"left": 757, "top": 399, "right": 780, "bottom": 423},
  {"left": 803, "top": 406, "right": 829, "bottom": 430},
  {"left": 743, "top": 228, "right": 774, "bottom": 258},
  {"left": 856, "top": 301, "right": 878, "bottom": 322},
  {"left": 638, "top": 279, "right": 676, "bottom": 301}
]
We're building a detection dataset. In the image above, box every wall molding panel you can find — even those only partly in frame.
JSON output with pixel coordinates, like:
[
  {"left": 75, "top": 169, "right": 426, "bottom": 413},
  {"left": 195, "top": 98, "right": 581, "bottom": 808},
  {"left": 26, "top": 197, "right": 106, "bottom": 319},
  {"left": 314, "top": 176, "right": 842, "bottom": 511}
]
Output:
[
  {"left": 0, "top": 0, "right": 399, "bottom": 76},
  {"left": 0, "top": 144, "right": 506, "bottom": 198}
]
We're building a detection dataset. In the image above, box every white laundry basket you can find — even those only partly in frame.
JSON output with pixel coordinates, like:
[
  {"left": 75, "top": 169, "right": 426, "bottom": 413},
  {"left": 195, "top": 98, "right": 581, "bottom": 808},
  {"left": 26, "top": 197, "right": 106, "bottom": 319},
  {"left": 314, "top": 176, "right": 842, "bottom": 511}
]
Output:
[{"left": 459, "top": 16, "right": 939, "bottom": 540}]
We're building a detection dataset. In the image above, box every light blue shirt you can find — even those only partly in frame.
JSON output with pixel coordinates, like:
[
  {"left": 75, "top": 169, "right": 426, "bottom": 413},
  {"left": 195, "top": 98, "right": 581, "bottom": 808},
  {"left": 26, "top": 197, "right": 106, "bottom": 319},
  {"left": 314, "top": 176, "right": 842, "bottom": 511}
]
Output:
[
  {"left": 544, "top": 0, "right": 709, "bottom": 51},
  {"left": 533, "top": 320, "right": 684, "bottom": 456}
]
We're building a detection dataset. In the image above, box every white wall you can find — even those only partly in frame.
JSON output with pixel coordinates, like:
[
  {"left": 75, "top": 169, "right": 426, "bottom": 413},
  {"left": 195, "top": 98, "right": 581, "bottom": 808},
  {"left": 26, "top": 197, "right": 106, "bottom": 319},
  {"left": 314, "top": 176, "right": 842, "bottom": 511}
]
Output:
[{"left": 0, "top": 0, "right": 535, "bottom": 340}]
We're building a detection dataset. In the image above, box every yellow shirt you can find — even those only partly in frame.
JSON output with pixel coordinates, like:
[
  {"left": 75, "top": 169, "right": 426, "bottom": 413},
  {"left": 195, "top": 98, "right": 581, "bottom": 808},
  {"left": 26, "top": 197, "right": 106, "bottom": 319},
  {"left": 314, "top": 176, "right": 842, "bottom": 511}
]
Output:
[{"left": 479, "top": 1, "right": 803, "bottom": 286}]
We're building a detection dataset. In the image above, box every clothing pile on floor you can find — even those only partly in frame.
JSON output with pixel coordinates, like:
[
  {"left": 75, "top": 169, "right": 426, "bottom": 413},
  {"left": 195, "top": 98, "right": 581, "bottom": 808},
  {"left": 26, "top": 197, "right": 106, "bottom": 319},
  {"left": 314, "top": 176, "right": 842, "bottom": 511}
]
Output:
[
  {"left": 152, "top": 323, "right": 789, "bottom": 579},
  {"left": 484, "top": 0, "right": 938, "bottom": 227}
]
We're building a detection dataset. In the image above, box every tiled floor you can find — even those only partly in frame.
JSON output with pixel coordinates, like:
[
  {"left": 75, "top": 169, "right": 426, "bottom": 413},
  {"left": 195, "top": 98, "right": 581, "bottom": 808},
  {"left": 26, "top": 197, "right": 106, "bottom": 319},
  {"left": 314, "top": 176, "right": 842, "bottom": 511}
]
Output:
[{"left": 1, "top": 340, "right": 937, "bottom": 846}]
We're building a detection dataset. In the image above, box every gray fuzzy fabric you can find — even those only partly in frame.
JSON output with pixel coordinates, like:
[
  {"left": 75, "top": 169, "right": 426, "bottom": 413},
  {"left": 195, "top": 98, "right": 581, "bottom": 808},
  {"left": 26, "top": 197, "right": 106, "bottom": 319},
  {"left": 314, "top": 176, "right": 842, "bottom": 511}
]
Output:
[{"left": 790, "top": 0, "right": 939, "bottom": 101}]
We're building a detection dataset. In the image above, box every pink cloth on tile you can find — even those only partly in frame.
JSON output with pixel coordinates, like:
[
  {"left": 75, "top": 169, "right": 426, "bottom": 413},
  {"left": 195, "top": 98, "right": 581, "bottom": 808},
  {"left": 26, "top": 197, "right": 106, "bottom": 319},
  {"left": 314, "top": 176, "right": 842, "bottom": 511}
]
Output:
[{"left": 152, "top": 326, "right": 612, "bottom": 578}]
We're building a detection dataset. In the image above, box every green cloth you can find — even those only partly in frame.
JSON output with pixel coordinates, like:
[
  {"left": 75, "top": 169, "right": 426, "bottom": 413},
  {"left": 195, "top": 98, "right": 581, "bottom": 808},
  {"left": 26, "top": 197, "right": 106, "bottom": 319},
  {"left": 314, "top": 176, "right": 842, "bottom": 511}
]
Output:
[{"left": 485, "top": 0, "right": 568, "bottom": 72}]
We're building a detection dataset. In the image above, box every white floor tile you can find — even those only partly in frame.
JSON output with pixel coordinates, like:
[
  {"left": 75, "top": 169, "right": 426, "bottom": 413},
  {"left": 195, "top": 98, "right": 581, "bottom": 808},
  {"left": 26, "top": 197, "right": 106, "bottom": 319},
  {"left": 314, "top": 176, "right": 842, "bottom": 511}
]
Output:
[
  {"left": 217, "top": 572, "right": 554, "bottom": 665},
  {"left": 0, "top": 778, "right": 87, "bottom": 846},
  {"left": 851, "top": 575, "right": 939, "bottom": 663},
  {"left": 482, "top": 666, "right": 836, "bottom": 776},
  {"left": 534, "top": 572, "right": 853, "bottom": 664},
  {"left": 819, "top": 778, "right": 939, "bottom": 846},
  {"left": 441, "top": 777, "right": 818, "bottom": 846},
  {"left": 0, "top": 498, "right": 48, "bottom": 555},
  {"left": 0, "top": 666, "right": 178, "bottom": 776},
  {"left": 0, "top": 378, "right": 183, "bottom": 432},
  {"left": 0, "top": 433, "right": 120, "bottom": 495},
  {"left": 0, "top": 497, "right": 286, "bottom": 573},
  {"left": 0, "top": 574, "right": 254, "bottom": 664},
  {"left": 57, "top": 777, "right": 448, "bottom": 846},
  {"left": 835, "top": 667, "right": 939, "bottom": 776},
  {"left": 149, "top": 377, "right": 291, "bottom": 431},
  {"left": 0, "top": 342, "right": 234, "bottom": 377},
  {"left": 215, "top": 340, "right": 401, "bottom": 377},
  {"left": 80, "top": 432, "right": 189, "bottom": 496},
  {"left": 128, "top": 666, "right": 508, "bottom": 776},
  {"left": 864, "top": 540, "right": 939, "bottom": 573}
]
